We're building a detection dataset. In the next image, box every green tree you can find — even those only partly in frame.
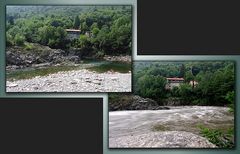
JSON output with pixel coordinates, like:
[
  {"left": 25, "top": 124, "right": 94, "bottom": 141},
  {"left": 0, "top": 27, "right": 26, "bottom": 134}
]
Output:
[
  {"left": 136, "top": 75, "right": 167, "bottom": 100},
  {"left": 73, "top": 15, "right": 80, "bottom": 29},
  {"left": 178, "top": 83, "right": 193, "bottom": 102},
  {"left": 78, "top": 34, "right": 92, "bottom": 56},
  {"left": 179, "top": 64, "right": 186, "bottom": 78},
  {"left": 81, "top": 22, "right": 88, "bottom": 33}
]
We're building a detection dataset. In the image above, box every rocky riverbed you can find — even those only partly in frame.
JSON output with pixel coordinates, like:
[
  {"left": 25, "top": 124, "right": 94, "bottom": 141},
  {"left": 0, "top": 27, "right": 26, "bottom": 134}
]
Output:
[
  {"left": 109, "top": 106, "right": 234, "bottom": 148},
  {"left": 6, "top": 69, "right": 131, "bottom": 92}
]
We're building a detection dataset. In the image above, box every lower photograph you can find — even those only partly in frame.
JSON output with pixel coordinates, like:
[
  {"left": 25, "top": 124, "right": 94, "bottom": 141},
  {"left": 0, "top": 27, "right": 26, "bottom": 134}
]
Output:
[{"left": 108, "top": 61, "right": 235, "bottom": 149}]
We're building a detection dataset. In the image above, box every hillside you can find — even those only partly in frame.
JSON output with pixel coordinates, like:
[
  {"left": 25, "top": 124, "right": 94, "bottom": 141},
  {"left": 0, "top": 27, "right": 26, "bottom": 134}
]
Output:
[{"left": 6, "top": 5, "right": 132, "bottom": 57}]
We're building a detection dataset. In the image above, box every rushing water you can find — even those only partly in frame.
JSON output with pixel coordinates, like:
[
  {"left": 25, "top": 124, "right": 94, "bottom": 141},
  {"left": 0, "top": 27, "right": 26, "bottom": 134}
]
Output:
[{"left": 109, "top": 106, "right": 234, "bottom": 138}]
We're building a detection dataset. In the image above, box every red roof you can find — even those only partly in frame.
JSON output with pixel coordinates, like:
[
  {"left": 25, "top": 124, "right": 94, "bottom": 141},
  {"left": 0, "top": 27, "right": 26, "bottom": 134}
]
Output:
[
  {"left": 66, "top": 29, "right": 81, "bottom": 32},
  {"left": 166, "top": 77, "right": 184, "bottom": 81}
]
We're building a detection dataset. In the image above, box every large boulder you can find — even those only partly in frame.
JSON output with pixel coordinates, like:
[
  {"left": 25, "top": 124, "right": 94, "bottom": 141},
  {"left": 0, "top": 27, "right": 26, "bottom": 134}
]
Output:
[
  {"left": 6, "top": 44, "right": 81, "bottom": 69},
  {"left": 109, "top": 131, "right": 217, "bottom": 148},
  {"left": 109, "top": 94, "right": 169, "bottom": 111}
]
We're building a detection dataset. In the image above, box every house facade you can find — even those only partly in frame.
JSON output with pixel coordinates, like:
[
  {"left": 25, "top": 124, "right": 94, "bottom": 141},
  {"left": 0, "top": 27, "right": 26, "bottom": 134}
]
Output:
[
  {"left": 165, "top": 77, "right": 184, "bottom": 89},
  {"left": 66, "top": 29, "right": 81, "bottom": 40}
]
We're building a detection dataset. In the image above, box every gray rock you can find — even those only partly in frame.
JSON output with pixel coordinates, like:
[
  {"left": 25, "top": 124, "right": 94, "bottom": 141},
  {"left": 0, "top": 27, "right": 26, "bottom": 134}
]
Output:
[
  {"left": 109, "top": 94, "right": 169, "bottom": 111},
  {"left": 32, "top": 63, "right": 51, "bottom": 68},
  {"left": 7, "top": 83, "right": 18, "bottom": 87},
  {"left": 110, "top": 77, "right": 118, "bottom": 81},
  {"left": 33, "top": 87, "right": 39, "bottom": 90},
  {"left": 70, "top": 81, "right": 78, "bottom": 84},
  {"left": 6, "top": 69, "right": 131, "bottom": 92},
  {"left": 92, "top": 80, "right": 101, "bottom": 85},
  {"left": 109, "top": 131, "right": 217, "bottom": 148}
]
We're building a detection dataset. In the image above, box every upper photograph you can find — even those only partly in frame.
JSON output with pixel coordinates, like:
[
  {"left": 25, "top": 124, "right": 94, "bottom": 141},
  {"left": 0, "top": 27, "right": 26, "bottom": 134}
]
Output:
[{"left": 6, "top": 5, "right": 132, "bottom": 92}]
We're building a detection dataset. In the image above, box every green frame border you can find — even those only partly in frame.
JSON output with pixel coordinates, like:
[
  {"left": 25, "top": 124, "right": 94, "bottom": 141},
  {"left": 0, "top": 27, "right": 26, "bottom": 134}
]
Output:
[{"left": 1, "top": 0, "right": 239, "bottom": 154}]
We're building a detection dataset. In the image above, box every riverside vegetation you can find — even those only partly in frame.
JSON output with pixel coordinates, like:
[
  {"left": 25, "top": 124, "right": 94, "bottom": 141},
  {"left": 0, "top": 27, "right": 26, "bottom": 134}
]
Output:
[
  {"left": 109, "top": 61, "right": 234, "bottom": 148},
  {"left": 6, "top": 6, "right": 132, "bottom": 92}
]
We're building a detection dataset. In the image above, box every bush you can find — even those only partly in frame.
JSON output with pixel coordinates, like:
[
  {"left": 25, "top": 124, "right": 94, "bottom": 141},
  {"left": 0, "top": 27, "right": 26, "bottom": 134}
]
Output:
[
  {"left": 6, "top": 32, "right": 14, "bottom": 46},
  {"left": 14, "top": 33, "right": 25, "bottom": 46},
  {"left": 198, "top": 125, "right": 234, "bottom": 148},
  {"left": 24, "top": 43, "right": 34, "bottom": 50},
  {"left": 95, "top": 51, "right": 105, "bottom": 58},
  {"left": 225, "top": 91, "right": 234, "bottom": 113}
]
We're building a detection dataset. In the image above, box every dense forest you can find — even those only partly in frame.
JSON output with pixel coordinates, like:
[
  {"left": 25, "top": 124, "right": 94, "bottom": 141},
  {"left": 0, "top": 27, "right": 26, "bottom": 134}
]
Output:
[
  {"left": 6, "top": 6, "right": 132, "bottom": 57},
  {"left": 133, "top": 61, "right": 234, "bottom": 108}
]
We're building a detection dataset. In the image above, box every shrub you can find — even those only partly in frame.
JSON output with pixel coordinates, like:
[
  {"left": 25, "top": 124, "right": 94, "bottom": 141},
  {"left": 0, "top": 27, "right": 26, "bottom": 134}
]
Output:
[
  {"left": 14, "top": 33, "right": 25, "bottom": 46},
  {"left": 6, "top": 32, "right": 14, "bottom": 46},
  {"left": 198, "top": 125, "right": 234, "bottom": 148},
  {"left": 24, "top": 43, "right": 34, "bottom": 50},
  {"left": 95, "top": 51, "right": 105, "bottom": 58},
  {"left": 225, "top": 91, "right": 234, "bottom": 113}
]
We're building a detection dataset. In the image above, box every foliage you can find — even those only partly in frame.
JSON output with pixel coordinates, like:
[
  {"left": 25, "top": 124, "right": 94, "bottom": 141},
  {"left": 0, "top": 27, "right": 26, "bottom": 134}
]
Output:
[
  {"left": 87, "top": 61, "right": 131, "bottom": 73},
  {"left": 14, "top": 33, "right": 25, "bottom": 46},
  {"left": 74, "top": 15, "right": 80, "bottom": 29},
  {"left": 24, "top": 42, "right": 34, "bottom": 50},
  {"left": 225, "top": 91, "right": 234, "bottom": 113},
  {"left": 6, "top": 6, "right": 132, "bottom": 56},
  {"left": 136, "top": 75, "right": 167, "bottom": 101},
  {"left": 6, "top": 32, "right": 14, "bottom": 46},
  {"left": 178, "top": 83, "right": 193, "bottom": 102},
  {"left": 198, "top": 125, "right": 234, "bottom": 148},
  {"left": 38, "top": 26, "right": 67, "bottom": 48},
  {"left": 134, "top": 62, "right": 235, "bottom": 106}
]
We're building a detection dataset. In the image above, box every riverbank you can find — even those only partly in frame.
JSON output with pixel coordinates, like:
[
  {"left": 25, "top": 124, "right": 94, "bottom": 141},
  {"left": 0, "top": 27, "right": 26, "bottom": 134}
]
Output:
[
  {"left": 6, "top": 44, "right": 132, "bottom": 71},
  {"left": 6, "top": 69, "right": 131, "bottom": 92}
]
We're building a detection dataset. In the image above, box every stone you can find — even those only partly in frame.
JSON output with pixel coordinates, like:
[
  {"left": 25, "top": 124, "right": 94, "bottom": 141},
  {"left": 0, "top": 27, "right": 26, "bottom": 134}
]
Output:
[
  {"left": 92, "top": 80, "right": 101, "bottom": 85},
  {"left": 110, "top": 77, "right": 118, "bottom": 81},
  {"left": 7, "top": 83, "right": 18, "bottom": 87},
  {"left": 96, "top": 78, "right": 104, "bottom": 81},
  {"left": 70, "top": 81, "right": 78, "bottom": 84},
  {"left": 33, "top": 87, "right": 39, "bottom": 90},
  {"left": 109, "top": 94, "right": 169, "bottom": 111},
  {"left": 6, "top": 69, "right": 131, "bottom": 92},
  {"left": 109, "top": 131, "right": 217, "bottom": 148}
]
